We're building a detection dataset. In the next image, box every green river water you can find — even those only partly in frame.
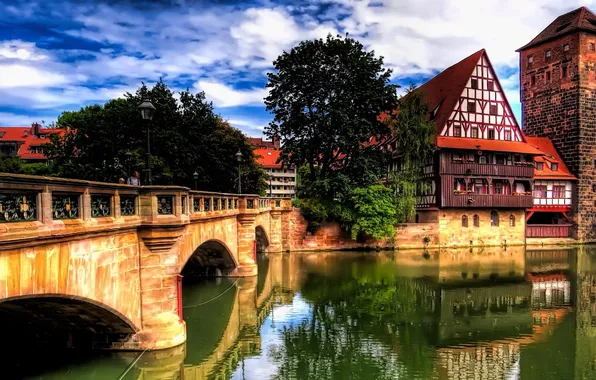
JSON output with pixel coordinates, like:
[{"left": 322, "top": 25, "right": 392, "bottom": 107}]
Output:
[{"left": 7, "top": 245, "right": 596, "bottom": 379}]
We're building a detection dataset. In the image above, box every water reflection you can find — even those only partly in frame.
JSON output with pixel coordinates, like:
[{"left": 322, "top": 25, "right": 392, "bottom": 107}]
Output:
[{"left": 16, "top": 245, "right": 596, "bottom": 379}]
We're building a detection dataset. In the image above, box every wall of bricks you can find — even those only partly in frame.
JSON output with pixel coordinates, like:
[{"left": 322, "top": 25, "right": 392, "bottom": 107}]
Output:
[{"left": 520, "top": 31, "right": 596, "bottom": 241}]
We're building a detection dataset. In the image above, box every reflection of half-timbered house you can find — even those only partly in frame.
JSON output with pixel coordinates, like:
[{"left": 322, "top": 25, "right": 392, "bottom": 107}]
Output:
[{"left": 392, "top": 49, "right": 548, "bottom": 247}]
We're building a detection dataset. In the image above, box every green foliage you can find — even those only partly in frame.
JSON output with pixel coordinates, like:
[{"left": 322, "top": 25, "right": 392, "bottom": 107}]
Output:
[
  {"left": 347, "top": 185, "right": 397, "bottom": 240},
  {"left": 43, "top": 80, "right": 267, "bottom": 193},
  {"left": 0, "top": 156, "right": 53, "bottom": 176},
  {"left": 265, "top": 34, "right": 398, "bottom": 201}
]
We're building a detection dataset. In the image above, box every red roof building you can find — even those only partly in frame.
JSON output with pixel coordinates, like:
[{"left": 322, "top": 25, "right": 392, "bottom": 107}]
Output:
[
  {"left": 0, "top": 123, "right": 66, "bottom": 162},
  {"left": 254, "top": 148, "right": 296, "bottom": 198},
  {"left": 249, "top": 137, "right": 280, "bottom": 149}
]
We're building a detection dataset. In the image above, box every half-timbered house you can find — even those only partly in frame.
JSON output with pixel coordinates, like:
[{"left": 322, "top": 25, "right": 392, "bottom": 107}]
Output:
[{"left": 392, "top": 49, "right": 551, "bottom": 247}]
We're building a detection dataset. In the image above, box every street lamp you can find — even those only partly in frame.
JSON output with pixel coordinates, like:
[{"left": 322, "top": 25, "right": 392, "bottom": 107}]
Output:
[
  {"left": 193, "top": 170, "right": 199, "bottom": 190},
  {"left": 235, "top": 150, "right": 243, "bottom": 194},
  {"left": 124, "top": 151, "right": 132, "bottom": 178},
  {"left": 269, "top": 172, "right": 273, "bottom": 198},
  {"left": 139, "top": 99, "right": 156, "bottom": 185}
]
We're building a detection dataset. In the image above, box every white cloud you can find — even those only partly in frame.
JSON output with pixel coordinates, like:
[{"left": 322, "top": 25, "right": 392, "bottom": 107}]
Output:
[
  {"left": 0, "top": 40, "right": 48, "bottom": 61},
  {"left": 0, "top": 112, "right": 56, "bottom": 127},
  {"left": 197, "top": 80, "right": 268, "bottom": 108},
  {"left": 0, "top": 64, "right": 69, "bottom": 88}
]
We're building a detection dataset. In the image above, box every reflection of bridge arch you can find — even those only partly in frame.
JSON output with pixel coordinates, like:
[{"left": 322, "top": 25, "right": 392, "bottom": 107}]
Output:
[{"left": 181, "top": 239, "right": 238, "bottom": 276}]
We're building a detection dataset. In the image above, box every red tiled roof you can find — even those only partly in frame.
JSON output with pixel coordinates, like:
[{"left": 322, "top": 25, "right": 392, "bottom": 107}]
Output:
[
  {"left": 410, "top": 49, "right": 485, "bottom": 135},
  {"left": 436, "top": 137, "right": 546, "bottom": 155},
  {"left": 254, "top": 148, "right": 281, "bottom": 168},
  {"left": 517, "top": 7, "right": 596, "bottom": 51},
  {"left": 0, "top": 125, "right": 66, "bottom": 161},
  {"left": 525, "top": 136, "right": 577, "bottom": 180},
  {"left": 249, "top": 137, "right": 279, "bottom": 149}
]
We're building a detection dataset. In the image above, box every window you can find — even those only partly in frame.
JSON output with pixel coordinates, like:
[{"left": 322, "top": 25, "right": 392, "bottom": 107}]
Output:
[
  {"left": 471, "top": 127, "right": 478, "bottom": 138},
  {"left": 562, "top": 66, "right": 568, "bottom": 79},
  {"left": 546, "top": 71, "right": 551, "bottom": 82},
  {"left": 564, "top": 43, "right": 569, "bottom": 52},
  {"left": 593, "top": 183, "right": 596, "bottom": 192},
  {"left": 467, "top": 101, "right": 476, "bottom": 113},
  {"left": 479, "top": 155, "right": 487, "bottom": 164},
  {"left": 553, "top": 185, "right": 566, "bottom": 198},
  {"left": 473, "top": 214, "right": 480, "bottom": 227},
  {"left": 490, "top": 210, "right": 499, "bottom": 227},
  {"left": 531, "top": 75, "right": 536, "bottom": 86},
  {"left": 496, "top": 154, "right": 505, "bottom": 165},
  {"left": 536, "top": 162, "right": 544, "bottom": 171},
  {"left": 488, "top": 129, "right": 495, "bottom": 140},
  {"left": 534, "top": 184, "right": 547, "bottom": 198},
  {"left": 487, "top": 80, "right": 494, "bottom": 91},
  {"left": 471, "top": 78, "right": 478, "bottom": 89},
  {"left": 509, "top": 215, "right": 516, "bottom": 227},
  {"left": 462, "top": 215, "right": 468, "bottom": 228},
  {"left": 545, "top": 49, "right": 552, "bottom": 59},
  {"left": 494, "top": 182, "right": 504, "bottom": 194},
  {"left": 551, "top": 163, "right": 558, "bottom": 171},
  {"left": 591, "top": 43, "right": 595, "bottom": 52},
  {"left": 453, "top": 125, "right": 462, "bottom": 137},
  {"left": 504, "top": 131, "right": 512, "bottom": 141},
  {"left": 528, "top": 56, "right": 534, "bottom": 64},
  {"left": 490, "top": 104, "right": 498, "bottom": 115},
  {"left": 514, "top": 155, "right": 521, "bottom": 163}
]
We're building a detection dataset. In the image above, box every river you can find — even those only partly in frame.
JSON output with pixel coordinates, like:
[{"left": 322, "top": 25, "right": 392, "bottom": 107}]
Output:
[{"left": 8, "top": 245, "right": 596, "bottom": 379}]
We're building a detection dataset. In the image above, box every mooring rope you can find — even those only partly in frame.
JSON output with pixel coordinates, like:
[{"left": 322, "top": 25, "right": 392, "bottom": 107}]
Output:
[
  {"left": 117, "top": 348, "right": 148, "bottom": 380},
  {"left": 183, "top": 278, "right": 241, "bottom": 309}
]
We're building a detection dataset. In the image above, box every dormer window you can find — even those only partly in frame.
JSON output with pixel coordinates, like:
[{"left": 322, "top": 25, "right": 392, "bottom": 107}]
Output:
[
  {"left": 487, "top": 80, "right": 494, "bottom": 91},
  {"left": 591, "top": 43, "right": 595, "bottom": 52},
  {"left": 551, "top": 163, "right": 558, "bottom": 171},
  {"left": 536, "top": 162, "right": 544, "bottom": 171}
]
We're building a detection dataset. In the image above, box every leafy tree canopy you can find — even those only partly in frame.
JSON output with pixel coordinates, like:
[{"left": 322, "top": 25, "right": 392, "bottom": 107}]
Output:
[
  {"left": 265, "top": 34, "right": 398, "bottom": 201},
  {"left": 43, "top": 80, "right": 266, "bottom": 193}
]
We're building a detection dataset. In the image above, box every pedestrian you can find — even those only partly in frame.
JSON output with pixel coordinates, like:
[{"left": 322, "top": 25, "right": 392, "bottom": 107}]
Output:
[
  {"left": 118, "top": 178, "right": 125, "bottom": 184},
  {"left": 127, "top": 170, "right": 141, "bottom": 185}
]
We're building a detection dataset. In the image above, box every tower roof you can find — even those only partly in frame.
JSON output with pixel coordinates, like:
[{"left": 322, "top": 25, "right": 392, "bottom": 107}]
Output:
[{"left": 517, "top": 6, "right": 596, "bottom": 51}]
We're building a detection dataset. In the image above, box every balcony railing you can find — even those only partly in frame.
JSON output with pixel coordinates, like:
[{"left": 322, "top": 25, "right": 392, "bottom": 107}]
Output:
[
  {"left": 527, "top": 224, "right": 572, "bottom": 238},
  {"left": 441, "top": 161, "right": 534, "bottom": 178},
  {"left": 443, "top": 193, "right": 534, "bottom": 208}
]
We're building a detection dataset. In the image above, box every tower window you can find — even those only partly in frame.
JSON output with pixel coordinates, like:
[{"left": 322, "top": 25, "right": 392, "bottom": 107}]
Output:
[
  {"left": 467, "top": 101, "right": 476, "bottom": 113},
  {"left": 531, "top": 75, "right": 536, "bottom": 86},
  {"left": 528, "top": 56, "right": 534, "bottom": 64},
  {"left": 545, "top": 50, "right": 552, "bottom": 59},
  {"left": 562, "top": 66, "right": 568, "bottom": 79},
  {"left": 590, "top": 43, "right": 595, "bottom": 52},
  {"left": 471, "top": 79, "right": 478, "bottom": 89},
  {"left": 490, "top": 104, "right": 498, "bottom": 115},
  {"left": 546, "top": 71, "right": 551, "bottom": 82},
  {"left": 564, "top": 43, "right": 569, "bottom": 51}
]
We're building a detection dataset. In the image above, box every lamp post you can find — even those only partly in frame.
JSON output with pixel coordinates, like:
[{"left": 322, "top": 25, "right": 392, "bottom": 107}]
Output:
[
  {"left": 235, "top": 150, "right": 243, "bottom": 194},
  {"left": 269, "top": 172, "right": 273, "bottom": 198},
  {"left": 139, "top": 99, "right": 156, "bottom": 185},
  {"left": 124, "top": 151, "right": 132, "bottom": 178},
  {"left": 193, "top": 170, "right": 198, "bottom": 190}
]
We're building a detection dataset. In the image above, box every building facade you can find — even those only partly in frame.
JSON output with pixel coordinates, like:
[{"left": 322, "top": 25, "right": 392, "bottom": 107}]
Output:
[
  {"left": 517, "top": 6, "right": 596, "bottom": 241},
  {"left": 254, "top": 148, "right": 297, "bottom": 198},
  {"left": 0, "top": 123, "right": 65, "bottom": 162}
]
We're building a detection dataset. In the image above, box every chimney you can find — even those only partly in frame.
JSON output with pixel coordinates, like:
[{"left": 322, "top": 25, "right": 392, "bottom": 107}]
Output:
[{"left": 31, "top": 123, "right": 41, "bottom": 137}]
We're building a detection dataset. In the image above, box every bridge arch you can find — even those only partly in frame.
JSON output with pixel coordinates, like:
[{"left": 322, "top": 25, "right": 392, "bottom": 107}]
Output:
[
  {"left": 181, "top": 239, "right": 239, "bottom": 277},
  {"left": 255, "top": 225, "right": 270, "bottom": 254},
  {"left": 0, "top": 294, "right": 137, "bottom": 349}
]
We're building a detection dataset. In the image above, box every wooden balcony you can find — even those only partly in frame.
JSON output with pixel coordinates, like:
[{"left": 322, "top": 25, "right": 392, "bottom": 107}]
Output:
[
  {"left": 440, "top": 161, "right": 534, "bottom": 178},
  {"left": 526, "top": 224, "right": 572, "bottom": 238},
  {"left": 443, "top": 193, "right": 534, "bottom": 208}
]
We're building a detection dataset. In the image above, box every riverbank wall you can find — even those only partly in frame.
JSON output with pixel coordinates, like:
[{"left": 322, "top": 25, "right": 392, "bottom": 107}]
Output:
[{"left": 287, "top": 208, "right": 583, "bottom": 251}]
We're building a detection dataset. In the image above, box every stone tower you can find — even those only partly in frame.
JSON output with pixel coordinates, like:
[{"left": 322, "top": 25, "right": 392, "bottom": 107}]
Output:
[{"left": 518, "top": 6, "right": 596, "bottom": 241}]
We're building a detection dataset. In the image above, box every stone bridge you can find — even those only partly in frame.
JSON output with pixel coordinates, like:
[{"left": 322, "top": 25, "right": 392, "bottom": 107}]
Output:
[{"left": 0, "top": 173, "right": 292, "bottom": 351}]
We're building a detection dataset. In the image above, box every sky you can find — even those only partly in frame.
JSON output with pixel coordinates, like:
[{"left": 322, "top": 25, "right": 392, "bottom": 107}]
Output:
[{"left": 0, "top": 0, "right": 594, "bottom": 137}]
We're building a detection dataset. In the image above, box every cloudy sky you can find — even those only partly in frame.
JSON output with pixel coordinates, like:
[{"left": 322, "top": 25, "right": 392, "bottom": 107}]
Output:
[{"left": 0, "top": 0, "right": 592, "bottom": 136}]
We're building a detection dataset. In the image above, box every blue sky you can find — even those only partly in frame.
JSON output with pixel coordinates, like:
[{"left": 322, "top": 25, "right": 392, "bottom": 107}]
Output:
[{"left": 0, "top": 0, "right": 593, "bottom": 137}]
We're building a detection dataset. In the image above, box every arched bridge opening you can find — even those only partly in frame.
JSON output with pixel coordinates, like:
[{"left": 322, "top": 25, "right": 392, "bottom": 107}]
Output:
[
  {"left": 255, "top": 225, "right": 270, "bottom": 255},
  {"left": 182, "top": 240, "right": 238, "bottom": 277},
  {"left": 0, "top": 295, "right": 136, "bottom": 376}
]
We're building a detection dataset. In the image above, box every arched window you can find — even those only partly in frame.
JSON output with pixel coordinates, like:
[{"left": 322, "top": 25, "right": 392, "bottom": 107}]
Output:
[
  {"left": 473, "top": 214, "right": 480, "bottom": 227},
  {"left": 415, "top": 214, "right": 420, "bottom": 223},
  {"left": 509, "top": 215, "right": 516, "bottom": 227},
  {"left": 491, "top": 210, "right": 499, "bottom": 227},
  {"left": 462, "top": 215, "right": 468, "bottom": 227}
]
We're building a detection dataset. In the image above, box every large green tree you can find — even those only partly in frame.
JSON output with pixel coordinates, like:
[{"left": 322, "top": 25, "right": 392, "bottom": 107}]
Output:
[
  {"left": 265, "top": 34, "right": 398, "bottom": 200},
  {"left": 44, "top": 81, "right": 266, "bottom": 193}
]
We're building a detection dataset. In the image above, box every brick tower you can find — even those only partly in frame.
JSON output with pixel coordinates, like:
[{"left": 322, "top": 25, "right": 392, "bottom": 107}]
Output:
[{"left": 518, "top": 7, "right": 596, "bottom": 241}]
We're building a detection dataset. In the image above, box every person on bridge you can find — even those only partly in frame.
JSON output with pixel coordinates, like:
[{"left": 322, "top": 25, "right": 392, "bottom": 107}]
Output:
[{"left": 127, "top": 171, "right": 141, "bottom": 186}]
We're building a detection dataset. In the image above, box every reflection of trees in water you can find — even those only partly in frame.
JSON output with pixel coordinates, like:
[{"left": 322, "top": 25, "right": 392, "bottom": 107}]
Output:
[{"left": 267, "top": 261, "right": 438, "bottom": 379}]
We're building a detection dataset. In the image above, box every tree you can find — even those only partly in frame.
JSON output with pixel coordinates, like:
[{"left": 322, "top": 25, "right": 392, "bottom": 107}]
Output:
[
  {"left": 265, "top": 34, "right": 398, "bottom": 200},
  {"left": 44, "top": 81, "right": 266, "bottom": 193}
]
